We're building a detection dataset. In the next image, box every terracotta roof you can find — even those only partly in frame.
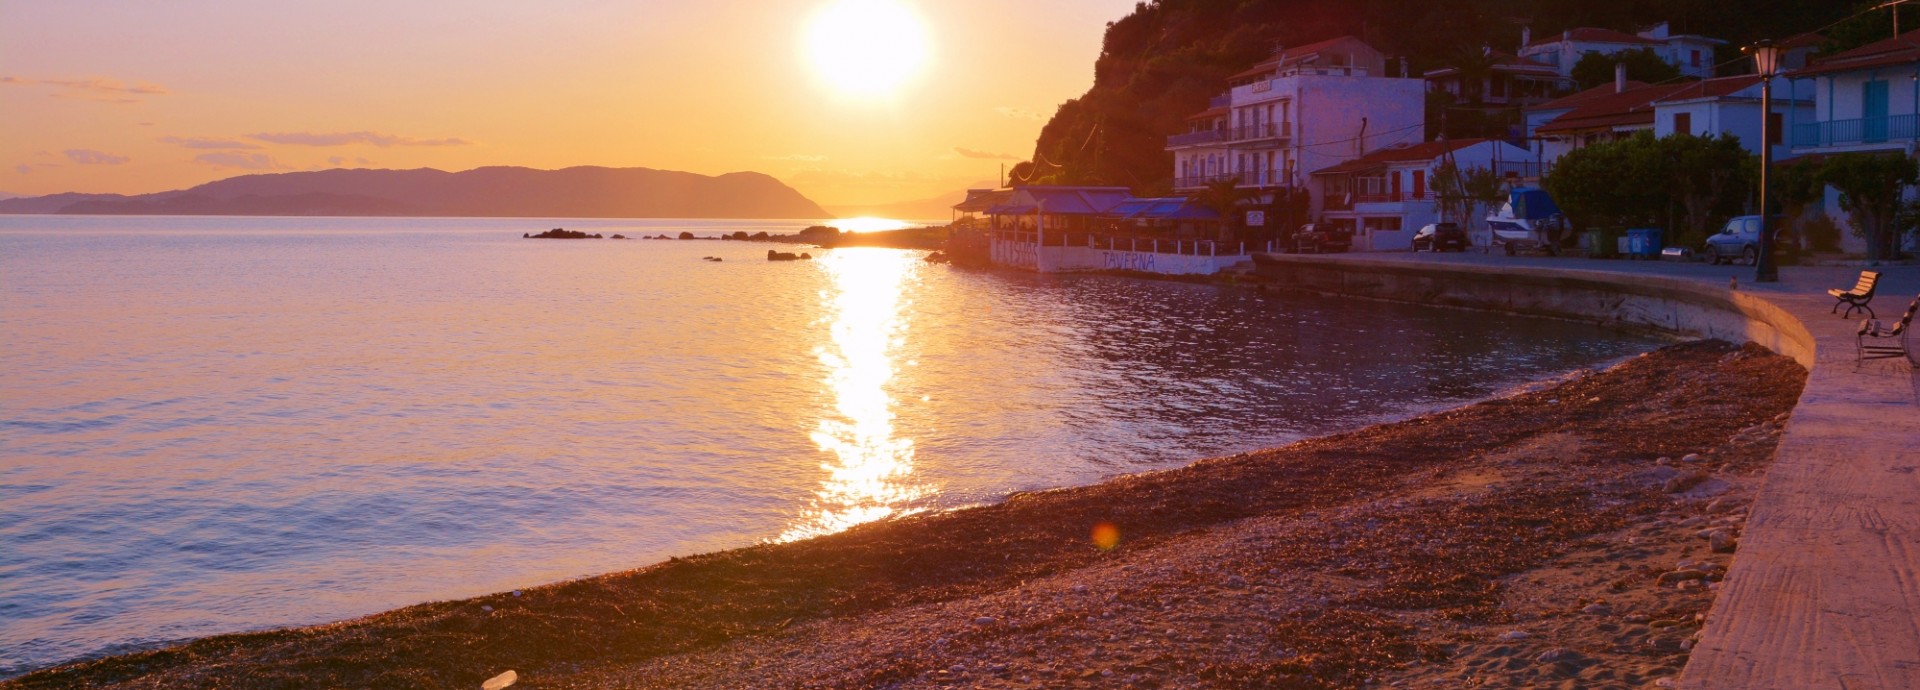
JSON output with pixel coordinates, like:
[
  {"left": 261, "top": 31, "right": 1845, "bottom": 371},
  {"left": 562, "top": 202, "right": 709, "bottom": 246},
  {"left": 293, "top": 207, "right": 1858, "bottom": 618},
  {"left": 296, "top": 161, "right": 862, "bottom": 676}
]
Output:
[
  {"left": 1185, "top": 106, "right": 1229, "bottom": 121},
  {"left": 1526, "top": 28, "right": 1660, "bottom": 49},
  {"left": 1791, "top": 29, "right": 1920, "bottom": 77},
  {"left": 1530, "top": 80, "right": 1653, "bottom": 112},
  {"left": 1650, "top": 75, "right": 1763, "bottom": 103},
  {"left": 1534, "top": 82, "right": 1694, "bottom": 135},
  {"left": 1310, "top": 138, "right": 1494, "bottom": 176},
  {"left": 1229, "top": 36, "right": 1362, "bottom": 81}
]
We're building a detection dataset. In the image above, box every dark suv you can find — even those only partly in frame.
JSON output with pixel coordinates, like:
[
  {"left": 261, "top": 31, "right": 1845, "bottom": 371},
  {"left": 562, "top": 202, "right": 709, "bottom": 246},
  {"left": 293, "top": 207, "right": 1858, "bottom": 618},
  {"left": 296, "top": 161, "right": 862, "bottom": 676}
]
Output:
[
  {"left": 1412, "top": 222, "right": 1467, "bottom": 252},
  {"left": 1290, "top": 223, "right": 1353, "bottom": 253}
]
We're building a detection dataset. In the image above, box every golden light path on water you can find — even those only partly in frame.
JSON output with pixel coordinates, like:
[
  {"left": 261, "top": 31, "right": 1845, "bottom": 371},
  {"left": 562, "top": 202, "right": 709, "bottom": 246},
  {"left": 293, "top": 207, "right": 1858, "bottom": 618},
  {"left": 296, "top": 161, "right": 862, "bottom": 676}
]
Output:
[{"left": 778, "top": 248, "right": 931, "bottom": 541}]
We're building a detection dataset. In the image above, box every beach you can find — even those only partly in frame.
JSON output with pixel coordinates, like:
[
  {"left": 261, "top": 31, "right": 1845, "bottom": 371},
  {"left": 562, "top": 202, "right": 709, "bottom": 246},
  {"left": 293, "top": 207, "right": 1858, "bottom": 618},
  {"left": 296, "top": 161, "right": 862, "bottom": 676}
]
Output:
[{"left": 4, "top": 339, "right": 1805, "bottom": 689}]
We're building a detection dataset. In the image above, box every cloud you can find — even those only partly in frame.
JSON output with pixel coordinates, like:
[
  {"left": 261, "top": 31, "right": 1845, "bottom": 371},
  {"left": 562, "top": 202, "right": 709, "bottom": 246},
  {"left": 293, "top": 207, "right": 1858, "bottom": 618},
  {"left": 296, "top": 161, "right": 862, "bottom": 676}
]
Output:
[
  {"left": 953, "top": 147, "right": 1019, "bottom": 160},
  {"left": 763, "top": 154, "right": 829, "bottom": 162},
  {"left": 3, "top": 76, "right": 167, "bottom": 104},
  {"left": 194, "top": 152, "right": 283, "bottom": 170},
  {"left": 159, "top": 136, "right": 262, "bottom": 150},
  {"left": 65, "top": 149, "right": 130, "bottom": 165},
  {"left": 994, "top": 106, "right": 1048, "bottom": 121},
  {"left": 15, "top": 162, "right": 61, "bottom": 175},
  {"left": 247, "top": 131, "right": 474, "bottom": 147}
]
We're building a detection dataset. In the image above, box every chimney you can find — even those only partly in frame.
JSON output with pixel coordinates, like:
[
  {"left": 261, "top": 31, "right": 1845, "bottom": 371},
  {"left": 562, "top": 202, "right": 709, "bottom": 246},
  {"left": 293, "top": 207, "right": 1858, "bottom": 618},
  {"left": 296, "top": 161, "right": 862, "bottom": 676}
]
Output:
[
  {"left": 1521, "top": 25, "right": 1531, "bottom": 51},
  {"left": 1615, "top": 62, "right": 1628, "bottom": 92},
  {"left": 1399, "top": 56, "right": 1408, "bottom": 78}
]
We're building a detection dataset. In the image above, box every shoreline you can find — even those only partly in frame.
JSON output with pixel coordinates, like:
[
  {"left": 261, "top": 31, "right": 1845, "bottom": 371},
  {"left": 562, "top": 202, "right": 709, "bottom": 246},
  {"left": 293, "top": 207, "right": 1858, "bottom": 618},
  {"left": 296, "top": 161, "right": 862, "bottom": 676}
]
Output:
[{"left": 3, "top": 340, "right": 1806, "bottom": 689}]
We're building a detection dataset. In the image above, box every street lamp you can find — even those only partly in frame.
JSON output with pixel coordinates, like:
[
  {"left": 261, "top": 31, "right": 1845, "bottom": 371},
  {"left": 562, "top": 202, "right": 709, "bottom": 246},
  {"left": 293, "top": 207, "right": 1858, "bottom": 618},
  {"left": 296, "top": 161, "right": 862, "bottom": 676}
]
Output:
[{"left": 1752, "top": 39, "right": 1782, "bottom": 282}]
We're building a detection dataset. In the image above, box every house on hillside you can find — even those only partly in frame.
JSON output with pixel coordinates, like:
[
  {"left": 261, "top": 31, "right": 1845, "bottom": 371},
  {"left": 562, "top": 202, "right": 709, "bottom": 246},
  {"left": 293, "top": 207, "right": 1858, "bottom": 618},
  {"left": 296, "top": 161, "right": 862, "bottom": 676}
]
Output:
[
  {"left": 1309, "top": 138, "right": 1535, "bottom": 251},
  {"left": 1518, "top": 23, "right": 1725, "bottom": 80},
  {"left": 1423, "top": 48, "right": 1572, "bottom": 108},
  {"left": 1167, "top": 36, "right": 1425, "bottom": 226},
  {"left": 1525, "top": 71, "right": 1690, "bottom": 162}
]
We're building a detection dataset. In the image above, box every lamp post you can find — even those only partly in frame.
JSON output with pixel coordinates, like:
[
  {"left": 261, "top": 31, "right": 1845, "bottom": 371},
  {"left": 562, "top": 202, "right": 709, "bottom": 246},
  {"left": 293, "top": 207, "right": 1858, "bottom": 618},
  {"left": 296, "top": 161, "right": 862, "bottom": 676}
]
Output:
[{"left": 1752, "top": 40, "right": 1782, "bottom": 283}]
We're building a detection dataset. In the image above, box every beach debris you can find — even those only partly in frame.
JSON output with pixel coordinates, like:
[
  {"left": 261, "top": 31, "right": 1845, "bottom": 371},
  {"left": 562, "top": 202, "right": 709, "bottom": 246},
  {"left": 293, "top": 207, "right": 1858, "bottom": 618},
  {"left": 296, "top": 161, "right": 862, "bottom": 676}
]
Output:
[
  {"left": 973, "top": 616, "right": 996, "bottom": 626},
  {"left": 511, "top": 590, "right": 522, "bottom": 597},
  {"left": 480, "top": 605, "right": 493, "bottom": 612},
  {"left": 1681, "top": 453, "right": 1704, "bottom": 463},
  {"left": 1497, "top": 630, "right": 1530, "bottom": 641},
  {"left": 482, "top": 669, "right": 517, "bottom": 689},
  {"left": 1580, "top": 602, "right": 1611, "bottom": 615},
  {"left": 1535, "top": 648, "right": 1573, "bottom": 663}
]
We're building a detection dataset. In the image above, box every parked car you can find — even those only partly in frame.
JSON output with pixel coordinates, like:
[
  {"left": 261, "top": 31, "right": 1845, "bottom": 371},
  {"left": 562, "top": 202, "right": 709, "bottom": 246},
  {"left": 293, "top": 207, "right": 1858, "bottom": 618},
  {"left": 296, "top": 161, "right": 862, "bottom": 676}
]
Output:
[
  {"left": 1290, "top": 223, "right": 1353, "bottom": 253},
  {"left": 1412, "top": 222, "right": 1467, "bottom": 252},
  {"left": 1703, "top": 215, "right": 1793, "bottom": 265}
]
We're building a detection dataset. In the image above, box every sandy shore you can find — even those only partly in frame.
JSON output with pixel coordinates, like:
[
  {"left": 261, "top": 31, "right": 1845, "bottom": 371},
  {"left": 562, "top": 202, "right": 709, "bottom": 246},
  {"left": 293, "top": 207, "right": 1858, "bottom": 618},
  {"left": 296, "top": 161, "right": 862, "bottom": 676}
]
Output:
[{"left": 4, "top": 340, "right": 1804, "bottom": 690}]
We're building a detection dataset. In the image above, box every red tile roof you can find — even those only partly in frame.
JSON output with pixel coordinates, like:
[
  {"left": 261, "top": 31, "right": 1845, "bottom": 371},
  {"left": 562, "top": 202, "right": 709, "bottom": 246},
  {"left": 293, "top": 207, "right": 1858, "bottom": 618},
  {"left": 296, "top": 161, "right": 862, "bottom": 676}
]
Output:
[
  {"left": 1650, "top": 75, "right": 1763, "bottom": 103},
  {"left": 1791, "top": 29, "right": 1920, "bottom": 77},
  {"left": 1535, "top": 82, "right": 1694, "bottom": 135},
  {"left": 1310, "top": 138, "right": 1495, "bottom": 175},
  {"left": 1185, "top": 106, "right": 1228, "bottom": 121},
  {"left": 1423, "top": 50, "right": 1560, "bottom": 78},
  {"left": 1530, "top": 81, "right": 1653, "bottom": 112},
  {"left": 1527, "top": 28, "right": 1660, "bottom": 49}
]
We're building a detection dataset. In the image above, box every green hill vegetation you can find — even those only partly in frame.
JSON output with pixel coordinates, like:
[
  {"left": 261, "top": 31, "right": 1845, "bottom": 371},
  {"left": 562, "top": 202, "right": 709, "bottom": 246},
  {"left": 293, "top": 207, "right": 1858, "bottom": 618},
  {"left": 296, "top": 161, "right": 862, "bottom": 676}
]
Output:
[{"left": 1014, "top": 0, "right": 1862, "bottom": 194}]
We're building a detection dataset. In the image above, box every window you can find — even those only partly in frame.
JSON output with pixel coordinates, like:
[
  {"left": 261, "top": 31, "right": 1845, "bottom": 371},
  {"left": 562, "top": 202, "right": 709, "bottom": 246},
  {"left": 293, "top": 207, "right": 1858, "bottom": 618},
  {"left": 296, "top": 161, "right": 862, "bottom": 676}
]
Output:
[
  {"left": 1691, "top": 50, "right": 1701, "bottom": 67},
  {"left": 1412, "top": 170, "right": 1426, "bottom": 198},
  {"left": 1768, "top": 113, "right": 1784, "bottom": 145},
  {"left": 1673, "top": 112, "right": 1692, "bottom": 136}
]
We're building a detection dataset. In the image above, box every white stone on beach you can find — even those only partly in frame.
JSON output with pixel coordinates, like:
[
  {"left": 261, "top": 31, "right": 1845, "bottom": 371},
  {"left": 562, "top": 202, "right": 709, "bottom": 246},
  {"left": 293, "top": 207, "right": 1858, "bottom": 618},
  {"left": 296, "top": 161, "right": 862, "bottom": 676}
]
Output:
[
  {"left": 482, "top": 670, "right": 517, "bottom": 690},
  {"left": 1498, "top": 630, "right": 1530, "bottom": 640}
]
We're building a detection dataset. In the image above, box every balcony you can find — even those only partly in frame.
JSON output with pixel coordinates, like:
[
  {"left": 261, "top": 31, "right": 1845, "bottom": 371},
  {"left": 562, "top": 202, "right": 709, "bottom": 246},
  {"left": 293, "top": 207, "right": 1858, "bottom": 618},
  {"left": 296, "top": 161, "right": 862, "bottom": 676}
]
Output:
[
  {"left": 1227, "top": 122, "right": 1292, "bottom": 145},
  {"left": 1173, "top": 170, "right": 1294, "bottom": 190},
  {"left": 1792, "top": 114, "right": 1919, "bottom": 149},
  {"left": 1167, "top": 129, "right": 1227, "bottom": 148}
]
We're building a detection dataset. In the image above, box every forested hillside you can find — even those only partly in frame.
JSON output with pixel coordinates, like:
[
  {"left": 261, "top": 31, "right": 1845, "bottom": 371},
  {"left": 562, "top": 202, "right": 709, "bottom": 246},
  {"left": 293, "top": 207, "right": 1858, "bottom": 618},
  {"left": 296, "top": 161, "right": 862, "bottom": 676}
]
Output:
[{"left": 1015, "top": 0, "right": 1865, "bottom": 192}]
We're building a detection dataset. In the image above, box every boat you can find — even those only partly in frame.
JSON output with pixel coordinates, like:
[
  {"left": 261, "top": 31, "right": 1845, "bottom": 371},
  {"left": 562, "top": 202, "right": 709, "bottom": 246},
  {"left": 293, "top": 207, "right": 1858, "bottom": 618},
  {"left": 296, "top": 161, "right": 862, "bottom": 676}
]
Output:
[{"left": 1485, "top": 187, "right": 1563, "bottom": 255}]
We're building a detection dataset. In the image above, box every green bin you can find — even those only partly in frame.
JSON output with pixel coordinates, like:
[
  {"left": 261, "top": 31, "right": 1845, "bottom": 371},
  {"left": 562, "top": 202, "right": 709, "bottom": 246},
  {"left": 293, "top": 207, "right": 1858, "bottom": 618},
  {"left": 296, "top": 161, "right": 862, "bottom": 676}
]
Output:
[{"left": 1585, "top": 229, "right": 1615, "bottom": 258}]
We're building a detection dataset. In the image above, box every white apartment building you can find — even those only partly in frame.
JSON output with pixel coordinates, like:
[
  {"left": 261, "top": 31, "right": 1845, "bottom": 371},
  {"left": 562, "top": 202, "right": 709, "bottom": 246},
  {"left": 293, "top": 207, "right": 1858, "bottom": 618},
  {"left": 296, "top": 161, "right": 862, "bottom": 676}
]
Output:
[
  {"left": 1518, "top": 23, "right": 1724, "bottom": 80},
  {"left": 1167, "top": 36, "right": 1425, "bottom": 219}
]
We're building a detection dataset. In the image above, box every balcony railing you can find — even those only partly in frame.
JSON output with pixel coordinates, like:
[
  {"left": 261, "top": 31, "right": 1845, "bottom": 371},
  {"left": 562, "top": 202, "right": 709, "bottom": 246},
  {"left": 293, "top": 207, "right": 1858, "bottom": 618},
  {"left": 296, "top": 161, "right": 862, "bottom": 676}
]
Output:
[
  {"left": 1227, "top": 121, "right": 1292, "bottom": 144},
  {"left": 1173, "top": 170, "right": 1294, "bottom": 190},
  {"left": 1167, "top": 129, "right": 1227, "bottom": 148},
  {"left": 1792, "top": 114, "right": 1919, "bottom": 148}
]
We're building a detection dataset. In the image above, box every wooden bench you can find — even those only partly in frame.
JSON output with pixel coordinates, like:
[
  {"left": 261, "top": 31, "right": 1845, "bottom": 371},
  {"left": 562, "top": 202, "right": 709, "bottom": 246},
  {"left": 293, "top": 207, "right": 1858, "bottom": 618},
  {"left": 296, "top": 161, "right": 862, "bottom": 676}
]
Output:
[
  {"left": 1857, "top": 293, "right": 1919, "bottom": 364},
  {"left": 1828, "top": 270, "right": 1880, "bottom": 319}
]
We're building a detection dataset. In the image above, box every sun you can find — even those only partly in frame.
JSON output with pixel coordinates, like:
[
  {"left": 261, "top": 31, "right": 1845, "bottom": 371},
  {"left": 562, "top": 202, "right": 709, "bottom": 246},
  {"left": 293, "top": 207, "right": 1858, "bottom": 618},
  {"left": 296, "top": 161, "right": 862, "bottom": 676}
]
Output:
[{"left": 804, "top": 0, "right": 929, "bottom": 97}]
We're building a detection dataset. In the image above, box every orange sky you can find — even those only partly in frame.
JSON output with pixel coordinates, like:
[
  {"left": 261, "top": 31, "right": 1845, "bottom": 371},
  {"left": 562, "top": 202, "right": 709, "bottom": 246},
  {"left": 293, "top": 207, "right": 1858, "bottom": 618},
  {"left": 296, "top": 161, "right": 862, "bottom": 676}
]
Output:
[{"left": 0, "top": 0, "right": 1136, "bottom": 208}]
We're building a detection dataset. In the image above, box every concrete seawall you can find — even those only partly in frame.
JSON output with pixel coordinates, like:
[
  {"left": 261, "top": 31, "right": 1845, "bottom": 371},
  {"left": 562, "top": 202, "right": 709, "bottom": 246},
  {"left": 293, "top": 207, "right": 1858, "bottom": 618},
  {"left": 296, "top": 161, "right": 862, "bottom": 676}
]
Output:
[
  {"left": 1253, "top": 252, "right": 1920, "bottom": 690},
  {"left": 1249, "top": 254, "right": 1814, "bottom": 368}
]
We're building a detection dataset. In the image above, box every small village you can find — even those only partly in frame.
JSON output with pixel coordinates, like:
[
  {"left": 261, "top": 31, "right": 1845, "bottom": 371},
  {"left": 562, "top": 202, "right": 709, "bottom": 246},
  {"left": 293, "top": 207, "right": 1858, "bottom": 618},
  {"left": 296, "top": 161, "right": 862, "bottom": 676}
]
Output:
[{"left": 949, "top": 21, "right": 1919, "bottom": 276}]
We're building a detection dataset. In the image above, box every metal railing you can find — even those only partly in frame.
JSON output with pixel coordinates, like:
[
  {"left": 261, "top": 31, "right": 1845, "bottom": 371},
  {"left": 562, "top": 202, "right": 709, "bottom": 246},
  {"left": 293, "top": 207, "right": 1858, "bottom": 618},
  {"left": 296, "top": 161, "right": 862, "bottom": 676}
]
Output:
[
  {"left": 1167, "top": 129, "right": 1227, "bottom": 148},
  {"left": 1227, "top": 121, "right": 1292, "bottom": 143},
  {"left": 1173, "top": 173, "right": 1241, "bottom": 189},
  {"left": 1792, "top": 114, "right": 1919, "bottom": 148}
]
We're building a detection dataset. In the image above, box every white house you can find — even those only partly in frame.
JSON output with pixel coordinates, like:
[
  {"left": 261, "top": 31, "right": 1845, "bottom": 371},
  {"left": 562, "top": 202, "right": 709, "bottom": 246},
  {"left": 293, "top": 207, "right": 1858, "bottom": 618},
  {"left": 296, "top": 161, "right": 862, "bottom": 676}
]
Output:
[
  {"left": 1788, "top": 29, "right": 1920, "bottom": 254},
  {"left": 1168, "top": 36, "right": 1425, "bottom": 218},
  {"left": 1518, "top": 23, "right": 1724, "bottom": 80},
  {"left": 1308, "top": 138, "right": 1536, "bottom": 251},
  {"left": 1650, "top": 75, "right": 1813, "bottom": 162}
]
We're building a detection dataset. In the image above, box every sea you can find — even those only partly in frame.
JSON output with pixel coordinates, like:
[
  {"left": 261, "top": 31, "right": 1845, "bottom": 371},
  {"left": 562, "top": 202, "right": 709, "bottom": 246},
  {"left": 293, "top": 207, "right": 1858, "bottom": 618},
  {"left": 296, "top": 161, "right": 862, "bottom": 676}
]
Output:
[{"left": 0, "top": 215, "right": 1662, "bottom": 675}]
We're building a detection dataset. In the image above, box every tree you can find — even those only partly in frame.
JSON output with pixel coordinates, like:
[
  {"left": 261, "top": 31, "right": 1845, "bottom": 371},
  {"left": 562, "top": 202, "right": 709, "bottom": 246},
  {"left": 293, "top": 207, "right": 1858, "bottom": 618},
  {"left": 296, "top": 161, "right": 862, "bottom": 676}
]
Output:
[
  {"left": 1571, "top": 48, "right": 1683, "bottom": 90},
  {"left": 1770, "top": 157, "right": 1828, "bottom": 249},
  {"left": 1824, "top": 1, "right": 1918, "bottom": 55},
  {"left": 1819, "top": 152, "right": 1919, "bottom": 260},
  {"left": 1544, "top": 132, "right": 1672, "bottom": 232},
  {"left": 1432, "top": 160, "right": 1506, "bottom": 232},
  {"left": 1665, "top": 134, "right": 1752, "bottom": 243}
]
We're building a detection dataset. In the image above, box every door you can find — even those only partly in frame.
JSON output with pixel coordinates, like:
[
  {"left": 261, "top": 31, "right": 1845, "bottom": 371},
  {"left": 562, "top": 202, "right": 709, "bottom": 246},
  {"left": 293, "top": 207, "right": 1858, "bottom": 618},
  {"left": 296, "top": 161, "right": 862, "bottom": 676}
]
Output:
[{"left": 1864, "top": 80, "right": 1890, "bottom": 143}]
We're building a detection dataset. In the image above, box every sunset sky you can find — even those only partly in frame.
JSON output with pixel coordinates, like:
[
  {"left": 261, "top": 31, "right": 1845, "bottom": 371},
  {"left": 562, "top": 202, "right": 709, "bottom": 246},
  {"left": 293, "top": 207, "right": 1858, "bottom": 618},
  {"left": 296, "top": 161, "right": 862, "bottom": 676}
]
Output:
[{"left": 0, "top": 0, "right": 1136, "bottom": 207}]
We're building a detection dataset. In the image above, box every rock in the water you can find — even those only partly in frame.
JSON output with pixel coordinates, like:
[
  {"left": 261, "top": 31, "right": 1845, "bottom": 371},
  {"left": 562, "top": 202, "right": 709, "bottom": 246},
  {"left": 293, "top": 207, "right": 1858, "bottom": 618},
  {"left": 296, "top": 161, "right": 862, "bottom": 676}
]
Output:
[
  {"left": 482, "top": 670, "right": 517, "bottom": 690},
  {"left": 1709, "top": 530, "right": 1738, "bottom": 553},
  {"left": 768, "top": 250, "right": 800, "bottom": 261},
  {"left": 678, "top": 231, "right": 696, "bottom": 240}
]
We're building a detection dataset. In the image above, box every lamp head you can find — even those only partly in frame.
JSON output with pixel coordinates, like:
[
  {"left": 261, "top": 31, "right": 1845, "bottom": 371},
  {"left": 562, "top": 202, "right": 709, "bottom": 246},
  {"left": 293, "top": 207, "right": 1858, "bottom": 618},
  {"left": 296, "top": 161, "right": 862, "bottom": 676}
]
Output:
[{"left": 1749, "top": 39, "right": 1782, "bottom": 77}]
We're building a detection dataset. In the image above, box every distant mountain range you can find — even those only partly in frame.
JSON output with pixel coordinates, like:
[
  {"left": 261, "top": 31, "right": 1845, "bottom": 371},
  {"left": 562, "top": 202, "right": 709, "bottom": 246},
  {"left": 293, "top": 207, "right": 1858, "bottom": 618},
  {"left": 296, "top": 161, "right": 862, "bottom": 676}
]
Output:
[{"left": 0, "top": 166, "right": 830, "bottom": 219}]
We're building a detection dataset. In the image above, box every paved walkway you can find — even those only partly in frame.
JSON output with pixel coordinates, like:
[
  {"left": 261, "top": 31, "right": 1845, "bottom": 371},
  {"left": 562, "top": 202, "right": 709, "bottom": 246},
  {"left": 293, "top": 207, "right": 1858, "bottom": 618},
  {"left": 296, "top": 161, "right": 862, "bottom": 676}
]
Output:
[{"left": 1267, "top": 252, "right": 1920, "bottom": 690}]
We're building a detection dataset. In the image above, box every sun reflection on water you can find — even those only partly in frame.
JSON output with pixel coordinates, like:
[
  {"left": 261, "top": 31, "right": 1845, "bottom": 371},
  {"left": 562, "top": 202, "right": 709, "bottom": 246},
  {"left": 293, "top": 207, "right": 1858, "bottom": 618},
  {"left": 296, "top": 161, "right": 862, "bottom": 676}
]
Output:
[{"left": 778, "top": 248, "right": 931, "bottom": 541}]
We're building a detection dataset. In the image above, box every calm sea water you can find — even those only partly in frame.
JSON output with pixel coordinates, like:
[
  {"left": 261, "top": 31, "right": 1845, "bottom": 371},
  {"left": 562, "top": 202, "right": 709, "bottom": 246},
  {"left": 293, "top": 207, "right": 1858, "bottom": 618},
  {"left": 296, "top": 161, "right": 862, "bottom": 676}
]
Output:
[{"left": 0, "top": 215, "right": 1660, "bottom": 674}]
